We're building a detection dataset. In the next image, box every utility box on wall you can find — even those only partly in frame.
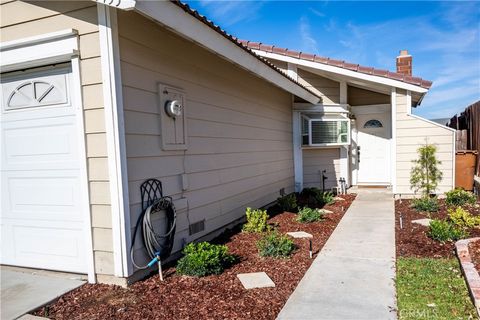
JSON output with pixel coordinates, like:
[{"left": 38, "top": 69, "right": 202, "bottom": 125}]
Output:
[{"left": 158, "top": 83, "right": 187, "bottom": 150}]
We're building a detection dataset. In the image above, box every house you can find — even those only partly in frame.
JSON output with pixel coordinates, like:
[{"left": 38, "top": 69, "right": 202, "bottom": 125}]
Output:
[{"left": 0, "top": 0, "right": 455, "bottom": 285}]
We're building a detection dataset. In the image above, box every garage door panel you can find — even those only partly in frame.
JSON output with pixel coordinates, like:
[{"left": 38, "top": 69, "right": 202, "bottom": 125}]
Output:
[
  {"left": 1, "top": 224, "right": 86, "bottom": 273},
  {"left": 2, "top": 116, "right": 79, "bottom": 170},
  {"left": 3, "top": 172, "right": 82, "bottom": 221},
  {"left": 1, "top": 64, "right": 88, "bottom": 273}
]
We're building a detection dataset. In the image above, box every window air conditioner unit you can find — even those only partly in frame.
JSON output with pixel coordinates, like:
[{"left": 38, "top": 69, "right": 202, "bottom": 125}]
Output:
[{"left": 302, "top": 113, "right": 351, "bottom": 147}]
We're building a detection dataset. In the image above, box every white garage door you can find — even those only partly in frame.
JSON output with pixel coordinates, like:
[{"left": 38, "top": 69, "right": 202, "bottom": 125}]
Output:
[{"left": 0, "top": 64, "right": 88, "bottom": 273}]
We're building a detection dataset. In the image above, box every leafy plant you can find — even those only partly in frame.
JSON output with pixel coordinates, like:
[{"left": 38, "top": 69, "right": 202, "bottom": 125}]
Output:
[
  {"left": 296, "top": 207, "right": 324, "bottom": 223},
  {"left": 242, "top": 207, "right": 270, "bottom": 233},
  {"left": 257, "top": 232, "right": 296, "bottom": 258},
  {"left": 176, "top": 242, "right": 235, "bottom": 277},
  {"left": 277, "top": 193, "right": 298, "bottom": 212},
  {"left": 445, "top": 188, "right": 477, "bottom": 207},
  {"left": 428, "top": 219, "right": 468, "bottom": 243},
  {"left": 411, "top": 197, "right": 439, "bottom": 213},
  {"left": 410, "top": 144, "right": 443, "bottom": 197},
  {"left": 320, "top": 191, "right": 335, "bottom": 205},
  {"left": 448, "top": 207, "right": 480, "bottom": 229},
  {"left": 299, "top": 188, "right": 334, "bottom": 208}
]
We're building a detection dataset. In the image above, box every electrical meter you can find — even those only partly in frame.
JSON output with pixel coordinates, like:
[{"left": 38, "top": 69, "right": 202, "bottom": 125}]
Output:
[{"left": 165, "top": 100, "right": 183, "bottom": 118}]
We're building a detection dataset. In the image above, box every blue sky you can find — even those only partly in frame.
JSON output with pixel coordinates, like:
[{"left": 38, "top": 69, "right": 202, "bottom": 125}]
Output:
[{"left": 184, "top": 1, "right": 480, "bottom": 119}]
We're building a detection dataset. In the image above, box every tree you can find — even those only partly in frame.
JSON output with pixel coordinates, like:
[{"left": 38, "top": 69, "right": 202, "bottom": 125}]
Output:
[{"left": 410, "top": 144, "right": 443, "bottom": 196}]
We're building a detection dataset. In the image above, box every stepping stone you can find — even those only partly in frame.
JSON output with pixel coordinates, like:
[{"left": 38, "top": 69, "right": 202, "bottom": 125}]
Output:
[
  {"left": 287, "top": 231, "right": 313, "bottom": 239},
  {"left": 333, "top": 196, "right": 345, "bottom": 201},
  {"left": 237, "top": 272, "right": 275, "bottom": 289},
  {"left": 318, "top": 209, "right": 333, "bottom": 215},
  {"left": 412, "top": 218, "right": 432, "bottom": 227}
]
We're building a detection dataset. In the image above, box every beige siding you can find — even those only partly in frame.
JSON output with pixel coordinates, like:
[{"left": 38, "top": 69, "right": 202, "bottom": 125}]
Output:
[
  {"left": 348, "top": 86, "right": 390, "bottom": 106},
  {"left": 303, "top": 148, "right": 340, "bottom": 190},
  {"left": 117, "top": 11, "right": 295, "bottom": 273},
  {"left": 297, "top": 69, "right": 340, "bottom": 104},
  {"left": 395, "top": 90, "right": 455, "bottom": 194},
  {"left": 0, "top": 1, "right": 114, "bottom": 275}
]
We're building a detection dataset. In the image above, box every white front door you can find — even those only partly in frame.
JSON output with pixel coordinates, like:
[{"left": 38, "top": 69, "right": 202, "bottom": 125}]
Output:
[
  {"left": 0, "top": 64, "right": 88, "bottom": 273},
  {"left": 356, "top": 111, "right": 390, "bottom": 185}
]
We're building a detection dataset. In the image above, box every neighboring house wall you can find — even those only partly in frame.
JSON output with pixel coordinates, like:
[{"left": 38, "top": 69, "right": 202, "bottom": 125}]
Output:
[
  {"left": 348, "top": 86, "right": 390, "bottom": 106},
  {"left": 395, "top": 90, "right": 455, "bottom": 194},
  {"left": 0, "top": 1, "right": 114, "bottom": 277},
  {"left": 117, "top": 11, "right": 295, "bottom": 273},
  {"left": 296, "top": 69, "right": 340, "bottom": 105},
  {"left": 303, "top": 148, "right": 340, "bottom": 190}
]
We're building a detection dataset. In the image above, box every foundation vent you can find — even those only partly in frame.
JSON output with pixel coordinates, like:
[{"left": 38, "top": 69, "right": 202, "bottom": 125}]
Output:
[{"left": 189, "top": 219, "right": 205, "bottom": 235}]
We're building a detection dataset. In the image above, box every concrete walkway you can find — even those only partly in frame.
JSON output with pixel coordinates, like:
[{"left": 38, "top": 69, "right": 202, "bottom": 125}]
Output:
[
  {"left": 277, "top": 189, "right": 396, "bottom": 320},
  {"left": 1, "top": 266, "right": 85, "bottom": 320}
]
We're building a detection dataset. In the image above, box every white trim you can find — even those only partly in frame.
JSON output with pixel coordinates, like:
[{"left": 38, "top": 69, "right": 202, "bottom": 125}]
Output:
[
  {"left": 340, "top": 81, "right": 347, "bottom": 104},
  {"left": 452, "top": 131, "right": 456, "bottom": 190},
  {"left": 72, "top": 57, "right": 96, "bottom": 284},
  {"left": 293, "top": 103, "right": 349, "bottom": 113},
  {"left": 351, "top": 118, "right": 358, "bottom": 186},
  {"left": 340, "top": 146, "right": 349, "bottom": 187},
  {"left": 406, "top": 90, "right": 412, "bottom": 114},
  {"left": 252, "top": 50, "right": 429, "bottom": 94},
  {"left": 98, "top": 4, "right": 131, "bottom": 277},
  {"left": 132, "top": 1, "right": 319, "bottom": 104},
  {"left": 93, "top": 0, "right": 136, "bottom": 10},
  {"left": 0, "top": 29, "right": 79, "bottom": 73},
  {"left": 292, "top": 111, "right": 303, "bottom": 192},
  {"left": 0, "top": 29, "right": 78, "bottom": 51},
  {"left": 287, "top": 63, "right": 298, "bottom": 81},
  {"left": 407, "top": 113, "right": 456, "bottom": 133},
  {"left": 391, "top": 88, "right": 397, "bottom": 193}
]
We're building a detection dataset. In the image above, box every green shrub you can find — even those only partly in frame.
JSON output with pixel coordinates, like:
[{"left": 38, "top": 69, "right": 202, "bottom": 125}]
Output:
[
  {"left": 448, "top": 206, "right": 480, "bottom": 228},
  {"left": 176, "top": 242, "right": 235, "bottom": 277},
  {"left": 410, "top": 144, "right": 443, "bottom": 196},
  {"left": 445, "top": 188, "right": 477, "bottom": 207},
  {"left": 320, "top": 191, "right": 335, "bottom": 205},
  {"left": 411, "top": 196, "right": 439, "bottom": 212},
  {"left": 257, "top": 232, "right": 296, "bottom": 258},
  {"left": 277, "top": 193, "right": 298, "bottom": 212},
  {"left": 428, "top": 219, "right": 469, "bottom": 243},
  {"left": 242, "top": 207, "right": 269, "bottom": 233},
  {"left": 296, "top": 207, "right": 324, "bottom": 223}
]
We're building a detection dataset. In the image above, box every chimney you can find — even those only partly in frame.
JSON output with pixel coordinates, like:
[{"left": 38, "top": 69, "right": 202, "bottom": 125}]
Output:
[{"left": 396, "top": 50, "right": 412, "bottom": 76}]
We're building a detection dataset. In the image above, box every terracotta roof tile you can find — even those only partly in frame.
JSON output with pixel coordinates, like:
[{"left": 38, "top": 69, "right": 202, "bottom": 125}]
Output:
[
  {"left": 300, "top": 52, "right": 315, "bottom": 61},
  {"left": 171, "top": 1, "right": 431, "bottom": 90},
  {"left": 238, "top": 39, "right": 432, "bottom": 89}
]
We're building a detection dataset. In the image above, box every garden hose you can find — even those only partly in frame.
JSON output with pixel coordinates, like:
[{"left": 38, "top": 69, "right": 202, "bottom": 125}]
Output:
[{"left": 130, "top": 196, "right": 177, "bottom": 270}]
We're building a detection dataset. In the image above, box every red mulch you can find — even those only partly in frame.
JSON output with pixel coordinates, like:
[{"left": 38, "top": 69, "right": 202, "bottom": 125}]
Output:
[
  {"left": 34, "top": 194, "right": 356, "bottom": 320},
  {"left": 395, "top": 198, "right": 480, "bottom": 258},
  {"left": 469, "top": 240, "right": 480, "bottom": 272}
]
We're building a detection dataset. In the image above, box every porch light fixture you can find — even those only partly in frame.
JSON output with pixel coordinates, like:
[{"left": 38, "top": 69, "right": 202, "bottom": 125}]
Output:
[{"left": 301, "top": 113, "right": 351, "bottom": 147}]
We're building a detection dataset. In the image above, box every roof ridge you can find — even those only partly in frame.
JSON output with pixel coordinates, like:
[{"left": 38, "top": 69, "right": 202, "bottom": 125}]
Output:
[{"left": 237, "top": 40, "right": 432, "bottom": 89}]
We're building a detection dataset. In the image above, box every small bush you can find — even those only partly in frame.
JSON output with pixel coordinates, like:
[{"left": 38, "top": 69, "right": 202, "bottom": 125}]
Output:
[
  {"left": 448, "top": 207, "right": 480, "bottom": 228},
  {"left": 428, "top": 219, "right": 469, "bottom": 243},
  {"left": 445, "top": 188, "right": 477, "bottom": 207},
  {"left": 296, "top": 207, "right": 324, "bottom": 223},
  {"left": 176, "top": 242, "right": 235, "bottom": 277},
  {"left": 257, "top": 232, "right": 296, "bottom": 258},
  {"left": 277, "top": 193, "right": 298, "bottom": 212},
  {"left": 320, "top": 191, "right": 335, "bottom": 205},
  {"left": 411, "top": 197, "right": 439, "bottom": 212},
  {"left": 242, "top": 207, "right": 269, "bottom": 233}
]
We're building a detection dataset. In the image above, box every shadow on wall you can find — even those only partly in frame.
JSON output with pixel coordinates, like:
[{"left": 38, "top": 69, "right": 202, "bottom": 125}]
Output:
[{"left": 303, "top": 148, "right": 340, "bottom": 191}]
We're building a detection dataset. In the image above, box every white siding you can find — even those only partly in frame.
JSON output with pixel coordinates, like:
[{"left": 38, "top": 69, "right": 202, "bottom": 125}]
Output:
[
  {"left": 395, "top": 90, "right": 455, "bottom": 194},
  {"left": 117, "top": 11, "right": 295, "bottom": 273},
  {"left": 303, "top": 148, "right": 341, "bottom": 190}
]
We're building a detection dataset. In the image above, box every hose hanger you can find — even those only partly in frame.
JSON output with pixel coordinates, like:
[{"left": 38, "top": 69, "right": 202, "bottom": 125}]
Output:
[{"left": 130, "top": 179, "right": 177, "bottom": 277}]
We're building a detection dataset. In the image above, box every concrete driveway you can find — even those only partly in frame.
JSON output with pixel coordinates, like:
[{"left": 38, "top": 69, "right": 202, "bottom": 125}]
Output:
[{"left": 1, "top": 266, "right": 85, "bottom": 320}]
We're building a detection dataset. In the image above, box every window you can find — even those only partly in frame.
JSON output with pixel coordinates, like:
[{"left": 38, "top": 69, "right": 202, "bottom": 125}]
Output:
[
  {"left": 301, "top": 113, "right": 350, "bottom": 147},
  {"left": 363, "top": 119, "right": 383, "bottom": 128}
]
